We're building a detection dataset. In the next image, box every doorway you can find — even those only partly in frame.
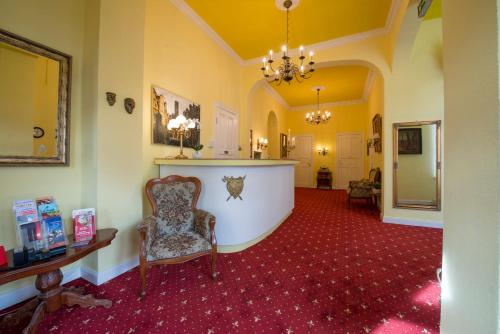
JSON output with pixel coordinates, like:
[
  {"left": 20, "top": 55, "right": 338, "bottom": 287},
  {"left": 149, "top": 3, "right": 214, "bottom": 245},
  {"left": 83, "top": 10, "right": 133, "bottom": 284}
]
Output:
[
  {"left": 214, "top": 104, "right": 238, "bottom": 159},
  {"left": 336, "top": 132, "right": 364, "bottom": 189},
  {"left": 290, "top": 135, "right": 313, "bottom": 187}
]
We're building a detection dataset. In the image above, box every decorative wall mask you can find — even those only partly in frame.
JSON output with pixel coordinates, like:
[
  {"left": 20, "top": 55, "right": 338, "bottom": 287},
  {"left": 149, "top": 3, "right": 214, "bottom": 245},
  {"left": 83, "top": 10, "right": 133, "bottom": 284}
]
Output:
[
  {"left": 124, "top": 98, "right": 135, "bottom": 114},
  {"left": 222, "top": 175, "right": 246, "bottom": 201},
  {"left": 106, "top": 92, "right": 116, "bottom": 106}
]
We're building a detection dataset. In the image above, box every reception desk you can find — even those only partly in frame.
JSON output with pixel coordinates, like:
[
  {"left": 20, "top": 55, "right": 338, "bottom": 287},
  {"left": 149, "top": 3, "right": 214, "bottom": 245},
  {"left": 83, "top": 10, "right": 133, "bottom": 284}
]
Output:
[{"left": 155, "top": 159, "right": 298, "bottom": 252}]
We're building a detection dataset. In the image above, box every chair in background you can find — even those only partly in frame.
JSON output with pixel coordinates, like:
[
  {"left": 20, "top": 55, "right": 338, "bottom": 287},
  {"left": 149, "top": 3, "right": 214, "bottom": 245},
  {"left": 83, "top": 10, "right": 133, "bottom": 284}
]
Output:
[
  {"left": 347, "top": 168, "right": 381, "bottom": 208},
  {"left": 138, "top": 175, "right": 217, "bottom": 295}
]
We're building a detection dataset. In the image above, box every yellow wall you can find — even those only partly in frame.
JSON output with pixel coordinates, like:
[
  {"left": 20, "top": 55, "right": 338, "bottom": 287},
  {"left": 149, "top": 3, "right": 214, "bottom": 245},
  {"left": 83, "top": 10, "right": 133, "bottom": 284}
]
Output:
[
  {"left": 397, "top": 125, "right": 437, "bottom": 202},
  {"left": 32, "top": 56, "right": 59, "bottom": 157},
  {"left": 0, "top": 44, "right": 36, "bottom": 156},
  {"left": 0, "top": 0, "right": 85, "bottom": 293},
  {"left": 367, "top": 74, "right": 384, "bottom": 175},
  {"left": 247, "top": 83, "right": 287, "bottom": 159},
  {"left": 440, "top": 0, "right": 500, "bottom": 332},
  {"left": 286, "top": 103, "right": 370, "bottom": 187},
  {"left": 383, "top": 12, "right": 444, "bottom": 223}
]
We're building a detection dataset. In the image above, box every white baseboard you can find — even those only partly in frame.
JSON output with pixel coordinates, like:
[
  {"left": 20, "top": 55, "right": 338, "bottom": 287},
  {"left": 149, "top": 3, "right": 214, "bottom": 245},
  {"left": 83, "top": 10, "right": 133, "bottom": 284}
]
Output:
[
  {"left": 0, "top": 265, "right": 81, "bottom": 310},
  {"left": 383, "top": 216, "right": 443, "bottom": 229},
  {"left": 81, "top": 256, "right": 139, "bottom": 286},
  {"left": 0, "top": 256, "right": 139, "bottom": 311}
]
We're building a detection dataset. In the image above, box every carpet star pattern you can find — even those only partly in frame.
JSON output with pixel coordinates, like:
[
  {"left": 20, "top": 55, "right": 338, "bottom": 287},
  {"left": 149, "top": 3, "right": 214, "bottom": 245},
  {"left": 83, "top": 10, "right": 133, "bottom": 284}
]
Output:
[{"left": 32, "top": 188, "right": 441, "bottom": 333}]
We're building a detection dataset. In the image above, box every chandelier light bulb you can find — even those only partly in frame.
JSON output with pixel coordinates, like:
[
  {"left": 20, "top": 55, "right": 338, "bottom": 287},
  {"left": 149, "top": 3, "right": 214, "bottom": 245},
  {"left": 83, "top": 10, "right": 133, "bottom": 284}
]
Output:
[
  {"left": 260, "top": 0, "right": 315, "bottom": 85},
  {"left": 176, "top": 114, "right": 187, "bottom": 124}
]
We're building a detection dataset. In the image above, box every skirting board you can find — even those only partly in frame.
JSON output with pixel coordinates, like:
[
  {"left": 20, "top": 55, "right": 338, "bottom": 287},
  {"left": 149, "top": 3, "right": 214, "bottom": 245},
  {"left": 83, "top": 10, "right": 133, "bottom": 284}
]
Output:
[
  {"left": 0, "top": 256, "right": 139, "bottom": 310},
  {"left": 383, "top": 216, "right": 443, "bottom": 229}
]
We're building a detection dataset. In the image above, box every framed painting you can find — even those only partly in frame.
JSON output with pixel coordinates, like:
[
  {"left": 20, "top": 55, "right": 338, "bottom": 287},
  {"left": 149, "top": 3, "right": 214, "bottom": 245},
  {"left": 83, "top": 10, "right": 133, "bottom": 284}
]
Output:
[
  {"left": 280, "top": 133, "right": 288, "bottom": 159},
  {"left": 372, "top": 114, "right": 382, "bottom": 153},
  {"left": 398, "top": 128, "right": 422, "bottom": 154},
  {"left": 151, "top": 86, "right": 201, "bottom": 148}
]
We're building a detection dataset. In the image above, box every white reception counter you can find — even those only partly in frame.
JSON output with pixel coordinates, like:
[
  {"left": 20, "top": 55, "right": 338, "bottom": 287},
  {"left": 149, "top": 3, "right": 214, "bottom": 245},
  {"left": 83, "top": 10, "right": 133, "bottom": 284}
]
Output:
[{"left": 155, "top": 159, "right": 298, "bottom": 252}]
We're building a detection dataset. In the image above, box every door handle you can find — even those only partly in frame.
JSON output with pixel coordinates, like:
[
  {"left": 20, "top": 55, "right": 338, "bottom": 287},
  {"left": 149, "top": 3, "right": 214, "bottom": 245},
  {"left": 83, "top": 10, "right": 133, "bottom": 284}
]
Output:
[{"left": 224, "top": 150, "right": 229, "bottom": 155}]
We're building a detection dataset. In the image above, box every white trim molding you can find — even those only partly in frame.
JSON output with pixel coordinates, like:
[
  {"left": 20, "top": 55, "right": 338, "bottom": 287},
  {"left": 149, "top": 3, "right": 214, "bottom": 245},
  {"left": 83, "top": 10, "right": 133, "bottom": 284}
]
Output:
[
  {"left": 262, "top": 82, "right": 290, "bottom": 109},
  {"left": 82, "top": 256, "right": 139, "bottom": 286},
  {"left": 169, "top": 0, "right": 244, "bottom": 65},
  {"left": 383, "top": 216, "right": 444, "bottom": 229},
  {"left": 170, "top": 0, "right": 403, "bottom": 66},
  {"left": 0, "top": 257, "right": 139, "bottom": 310}
]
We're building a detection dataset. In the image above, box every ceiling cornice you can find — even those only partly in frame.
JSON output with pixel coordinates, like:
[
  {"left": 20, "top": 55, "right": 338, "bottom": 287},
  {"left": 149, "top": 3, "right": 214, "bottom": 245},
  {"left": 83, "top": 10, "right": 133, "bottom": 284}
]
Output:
[
  {"left": 171, "top": 0, "right": 403, "bottom": 65},
  {"left": 169, "top": 0, "right": 244, "bottom": 65}
]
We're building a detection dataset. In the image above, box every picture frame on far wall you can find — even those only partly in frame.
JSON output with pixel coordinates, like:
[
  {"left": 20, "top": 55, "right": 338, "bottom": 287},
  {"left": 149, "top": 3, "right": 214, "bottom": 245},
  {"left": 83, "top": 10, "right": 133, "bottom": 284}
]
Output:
[
  {"left": 151, "top": 86, "right": 201, "bottom": 149},
  {"left": 372, "top": 114, "right": 382, "bottom": 153},
  {"left": 398, "top": 128, "right": 422, "bottom": 154}
]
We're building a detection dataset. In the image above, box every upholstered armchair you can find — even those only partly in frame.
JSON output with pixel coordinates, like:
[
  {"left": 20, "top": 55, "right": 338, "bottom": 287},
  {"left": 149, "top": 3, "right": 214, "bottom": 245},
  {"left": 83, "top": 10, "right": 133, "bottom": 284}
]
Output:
[
  {"left": 347, "top": 168, "right": 381, "bottom": 207},
  {"left": 138, "top": 175, "right": 217, "bottom": 295}
]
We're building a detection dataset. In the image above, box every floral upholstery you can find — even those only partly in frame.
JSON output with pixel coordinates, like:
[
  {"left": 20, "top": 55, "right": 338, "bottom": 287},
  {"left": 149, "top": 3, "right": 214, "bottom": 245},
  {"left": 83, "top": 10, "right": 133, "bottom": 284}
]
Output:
[
  {"left": 347, "top": 168, "right": 381, "bottom": 200},
  {"left": 140, "top": 178, "right": 216, "bottom": 261},
  {"left": 147, "top": 231, "right": 211, "bottom": 261},
  {"left": 193, "top": 209, "right": 214, "bottom": 241},
  {"left": 151, "top": 181, "right": 196, "bottom": 235}
]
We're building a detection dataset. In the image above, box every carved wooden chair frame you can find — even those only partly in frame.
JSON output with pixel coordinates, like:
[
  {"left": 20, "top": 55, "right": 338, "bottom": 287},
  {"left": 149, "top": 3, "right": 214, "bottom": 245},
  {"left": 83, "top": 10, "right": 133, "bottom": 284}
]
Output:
[{"left": 139, "top": 175, "right": 217, "bottom": 295}]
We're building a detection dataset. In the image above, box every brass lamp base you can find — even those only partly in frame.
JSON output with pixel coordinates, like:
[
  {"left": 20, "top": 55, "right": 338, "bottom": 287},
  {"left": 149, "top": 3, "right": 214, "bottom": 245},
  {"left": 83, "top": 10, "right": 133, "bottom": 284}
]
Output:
[{"left": 174, "top": 153, "right": 188, "bottom": 159}]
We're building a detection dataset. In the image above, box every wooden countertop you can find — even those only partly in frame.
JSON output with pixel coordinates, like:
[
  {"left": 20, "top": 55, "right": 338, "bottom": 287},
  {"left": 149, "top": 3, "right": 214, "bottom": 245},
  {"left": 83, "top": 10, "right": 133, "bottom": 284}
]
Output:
[{"left": 154, "top": 159, "right": 299, "bottom": 167}]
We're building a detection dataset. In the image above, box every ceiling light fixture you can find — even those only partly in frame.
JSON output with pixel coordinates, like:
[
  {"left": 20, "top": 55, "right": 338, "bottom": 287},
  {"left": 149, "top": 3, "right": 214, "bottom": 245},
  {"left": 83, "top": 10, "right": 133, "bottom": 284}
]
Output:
[
  {"left": 306, "top": 87, "right": 331, "bottom": 125},
  {"left": 261, "top": 0, "right": 315, "bottom": 85}
]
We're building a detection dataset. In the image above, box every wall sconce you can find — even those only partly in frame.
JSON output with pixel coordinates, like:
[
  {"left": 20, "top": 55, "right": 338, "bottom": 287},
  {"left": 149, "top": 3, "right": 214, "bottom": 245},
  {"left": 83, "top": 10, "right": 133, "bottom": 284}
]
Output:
[
  {"left": 317, "top": 146, "right": 328, "bottom": 156},
  {"left": 257, "top": 137, "right": 268, "bottom": 150}
]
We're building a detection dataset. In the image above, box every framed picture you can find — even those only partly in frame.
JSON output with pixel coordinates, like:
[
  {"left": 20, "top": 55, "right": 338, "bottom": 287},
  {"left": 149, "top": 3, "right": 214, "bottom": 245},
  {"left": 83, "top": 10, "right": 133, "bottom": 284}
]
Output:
[
  {"left": 398, "top": 128, "right": 422, "bottom": 154},
  {"left": 249, "top": 129, "right": 253, "bottom": 159},
  {"left": 280, "top": 133, "right": 288, "bottom": 159},
  {"left": 151, "top": 86, "right": 201, "bottom": 149},
  {"left": 372, "top": 114, "right": 382, "bottom": 153}
]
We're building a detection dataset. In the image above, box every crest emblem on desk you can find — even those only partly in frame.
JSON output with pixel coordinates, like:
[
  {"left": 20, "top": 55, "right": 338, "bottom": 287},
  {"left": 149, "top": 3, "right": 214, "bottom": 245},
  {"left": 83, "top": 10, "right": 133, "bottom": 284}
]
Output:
[{"left": 222, "top": 175, "right": 246, "bottom": 201}]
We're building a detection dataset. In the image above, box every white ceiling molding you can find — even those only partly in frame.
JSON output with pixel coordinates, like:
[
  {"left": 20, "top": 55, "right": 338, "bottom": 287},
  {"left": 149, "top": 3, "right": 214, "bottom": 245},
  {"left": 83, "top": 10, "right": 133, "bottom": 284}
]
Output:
[
  {"left": 362, "top": 69, "right": 375, "bottom": 101},
  {"left": 262, "top": 82, "right": 291, "bottom": 110},
  {"left": 244, "top": 0, "right": 403, "bottom": 66},
  {"left": 171, "top": 0, "right": 403, "bottom": 66},
  {"left": 288, "top": 99, "right": 366, "bottom": 112},
  {"left": 169, "top": 0, "right": 244, "bottom": 65}
]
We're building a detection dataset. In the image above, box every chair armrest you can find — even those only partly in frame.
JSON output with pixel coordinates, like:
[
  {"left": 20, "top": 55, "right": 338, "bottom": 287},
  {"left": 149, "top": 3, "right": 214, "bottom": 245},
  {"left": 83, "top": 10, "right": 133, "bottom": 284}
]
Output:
[
  {"left": 193, "top": 209, "right": 216, "bottom": 245},
  {"left": 137, "top": 216, "right": 157, "bottom": 257}
]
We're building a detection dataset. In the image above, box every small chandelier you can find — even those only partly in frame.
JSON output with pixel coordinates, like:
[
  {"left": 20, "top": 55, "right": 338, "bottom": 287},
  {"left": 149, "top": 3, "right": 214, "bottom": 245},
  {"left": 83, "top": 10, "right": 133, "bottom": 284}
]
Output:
[
  {"left": 261, "top": 0, "right": 315, "bottom": 85},
  {"left": 306, "top": 87, "right": 332, "bottom": 125},
  {"left": 167, "top": 114, "right": 199, "bottom": 159}
]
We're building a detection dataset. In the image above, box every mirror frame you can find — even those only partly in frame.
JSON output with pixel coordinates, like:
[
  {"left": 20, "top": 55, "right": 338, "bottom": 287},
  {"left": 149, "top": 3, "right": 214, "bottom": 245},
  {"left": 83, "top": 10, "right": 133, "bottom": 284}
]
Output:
[
  {"left": 392, "top": 120, "right": 442, "bottom": 211},
  {"left": 0, "top": 29, "right": 71, "bottom": 166}
]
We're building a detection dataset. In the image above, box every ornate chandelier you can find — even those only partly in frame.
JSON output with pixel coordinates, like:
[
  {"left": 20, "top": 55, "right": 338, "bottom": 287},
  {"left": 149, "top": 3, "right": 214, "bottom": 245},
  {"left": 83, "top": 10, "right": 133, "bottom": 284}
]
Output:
[
  {"left": 306, "top": 87, "right": 332, "bottom": 125},
  {"left": 261, "top": 0, "right": 315, "bottom": 85}
]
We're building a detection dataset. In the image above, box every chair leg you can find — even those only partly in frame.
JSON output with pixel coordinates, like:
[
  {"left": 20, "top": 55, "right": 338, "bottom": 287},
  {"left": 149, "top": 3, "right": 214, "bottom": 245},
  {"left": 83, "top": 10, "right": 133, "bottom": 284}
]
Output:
[
  {"left": 139, "top": 260, "right": 147, "bottom": 297},
  {"left": 210, "top": 249, "right": 217, "bottom": 280}
]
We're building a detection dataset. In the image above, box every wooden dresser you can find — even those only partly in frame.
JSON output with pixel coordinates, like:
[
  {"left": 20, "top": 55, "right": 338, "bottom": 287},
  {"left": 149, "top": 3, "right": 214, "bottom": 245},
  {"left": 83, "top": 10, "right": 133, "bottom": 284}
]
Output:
[{"left": 316, "top": 167, "right": 332, "bottom": 190}]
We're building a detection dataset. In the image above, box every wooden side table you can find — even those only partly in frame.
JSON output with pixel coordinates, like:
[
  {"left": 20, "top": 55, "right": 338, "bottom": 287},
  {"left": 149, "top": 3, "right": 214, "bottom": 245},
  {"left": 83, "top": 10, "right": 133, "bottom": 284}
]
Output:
[
  {"left": 0, "top": 228, "right": 117, "bottom": 334},
  {"left": 316, "top": 168, "right": 332, "bottom": 190}
]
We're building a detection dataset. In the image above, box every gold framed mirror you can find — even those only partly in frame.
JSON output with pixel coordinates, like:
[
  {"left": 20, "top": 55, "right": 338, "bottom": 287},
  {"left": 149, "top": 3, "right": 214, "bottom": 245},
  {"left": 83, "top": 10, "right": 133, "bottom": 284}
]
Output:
[
  {"left": 0, "top": 29, "right": 71, "bottom": 166},
  {"left": 393, "top": 120, "right": 441, "bottom": 210}
]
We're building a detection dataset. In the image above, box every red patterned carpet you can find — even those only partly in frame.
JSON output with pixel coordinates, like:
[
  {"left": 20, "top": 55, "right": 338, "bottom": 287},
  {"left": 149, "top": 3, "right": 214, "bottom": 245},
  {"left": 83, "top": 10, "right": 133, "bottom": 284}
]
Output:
[{"left": 38, "top": 188, "right": 442, "bottom": 333}]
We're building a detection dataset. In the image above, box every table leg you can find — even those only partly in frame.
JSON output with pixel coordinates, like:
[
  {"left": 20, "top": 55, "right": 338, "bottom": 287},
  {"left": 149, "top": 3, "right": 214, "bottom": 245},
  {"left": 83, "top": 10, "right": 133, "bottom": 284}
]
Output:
[
  {"left": 22, "top": 302, "right": 46, "bottom": 334},
  {"left": 0, "top": 298, "right": 40, "bottom": 332},
  {"left": 61, "top": 290, "right": 112, "bottom": 308}
]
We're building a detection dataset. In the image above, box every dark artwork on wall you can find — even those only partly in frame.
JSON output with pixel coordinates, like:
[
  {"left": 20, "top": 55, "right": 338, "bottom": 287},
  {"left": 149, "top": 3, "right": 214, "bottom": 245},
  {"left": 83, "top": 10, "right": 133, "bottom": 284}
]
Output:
[
  {"left": 372, "top": 114, "right": 382, "bottom": 153},
  {"left": 151, "top": 86, "right": 201, "bottom": 149},
  {"left": 280, "top": 133, "right": 288, "bottom": 159},
  {"left": 398, "top": 128, "right": 422, "bottom": 154}
]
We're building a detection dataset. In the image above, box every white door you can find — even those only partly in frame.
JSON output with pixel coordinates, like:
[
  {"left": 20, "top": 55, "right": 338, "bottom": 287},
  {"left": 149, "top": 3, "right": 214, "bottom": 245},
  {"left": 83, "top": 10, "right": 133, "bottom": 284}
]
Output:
[
  {"left": 215, "top": 105, "right": 238, "bottom": 159},
  {"left": 290, "top": 135, "right": 313, "bottom": 187},
  {"left": 336, "top": 133, "right": 364, "bottom": 189}
]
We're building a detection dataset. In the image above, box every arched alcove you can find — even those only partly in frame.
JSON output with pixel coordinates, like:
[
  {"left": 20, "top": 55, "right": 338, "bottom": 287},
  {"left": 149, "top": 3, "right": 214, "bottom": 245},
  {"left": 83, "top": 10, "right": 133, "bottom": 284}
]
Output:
[{"left": 267, "top": 110, "right": 278, "bottom": 159}]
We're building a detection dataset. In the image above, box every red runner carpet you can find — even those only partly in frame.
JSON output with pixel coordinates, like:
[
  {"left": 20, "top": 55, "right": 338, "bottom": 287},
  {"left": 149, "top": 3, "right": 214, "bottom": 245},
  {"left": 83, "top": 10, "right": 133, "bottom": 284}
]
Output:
[{"left": 40, "top": 188, "right": 442, "bottom": 333}]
